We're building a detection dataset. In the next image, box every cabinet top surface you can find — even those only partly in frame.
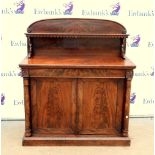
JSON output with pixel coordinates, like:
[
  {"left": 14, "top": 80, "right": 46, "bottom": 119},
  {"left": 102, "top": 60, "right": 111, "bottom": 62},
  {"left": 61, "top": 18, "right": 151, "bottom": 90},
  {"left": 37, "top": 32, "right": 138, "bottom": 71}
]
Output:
[{"left": 20, "top": 55, "right": 135, "bottom": 69}]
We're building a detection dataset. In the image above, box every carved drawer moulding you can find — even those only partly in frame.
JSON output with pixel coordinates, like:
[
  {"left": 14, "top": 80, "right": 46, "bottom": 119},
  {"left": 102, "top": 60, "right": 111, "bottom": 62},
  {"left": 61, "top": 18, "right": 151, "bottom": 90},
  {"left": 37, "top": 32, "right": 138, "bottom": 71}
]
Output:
[{"left": 21, "top": 68, "right": 128, "bottom": 78}]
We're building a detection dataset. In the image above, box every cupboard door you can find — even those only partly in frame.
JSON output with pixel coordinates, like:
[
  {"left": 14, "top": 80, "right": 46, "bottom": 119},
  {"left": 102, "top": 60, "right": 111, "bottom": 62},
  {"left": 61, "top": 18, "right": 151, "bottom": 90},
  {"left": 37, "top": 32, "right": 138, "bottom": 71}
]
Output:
[
  {"left": 30, "top": 78, "right": 76, "bottom": 135},
  {"left": 78, "top": 78, "right": 124, "bottom": 136}
]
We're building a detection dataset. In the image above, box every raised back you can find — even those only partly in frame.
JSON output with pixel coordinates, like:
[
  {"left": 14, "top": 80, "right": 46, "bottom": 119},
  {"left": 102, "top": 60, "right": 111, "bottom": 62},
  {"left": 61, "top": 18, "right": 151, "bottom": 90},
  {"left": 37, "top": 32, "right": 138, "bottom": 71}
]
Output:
[
  {"left": 26, "top": 18, "right": 128, "bottom": 58},
  {"left": 27, "top": 18, "right": 127, "bottom": 34}
]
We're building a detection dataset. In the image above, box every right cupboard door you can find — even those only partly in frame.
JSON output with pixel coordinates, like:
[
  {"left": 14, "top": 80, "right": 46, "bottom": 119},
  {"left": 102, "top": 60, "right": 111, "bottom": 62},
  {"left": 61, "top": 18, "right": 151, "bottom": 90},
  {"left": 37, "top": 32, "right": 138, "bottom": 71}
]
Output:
[{"left": 78, "top": 78, "right": 125, "bottom": 136}]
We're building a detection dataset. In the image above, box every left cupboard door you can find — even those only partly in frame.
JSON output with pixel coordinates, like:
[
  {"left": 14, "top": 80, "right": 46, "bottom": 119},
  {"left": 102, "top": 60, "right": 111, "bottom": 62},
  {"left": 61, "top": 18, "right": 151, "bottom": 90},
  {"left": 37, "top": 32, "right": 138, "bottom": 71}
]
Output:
[{"left": 30, "top": 78, "right": 76, "bottom": 136}]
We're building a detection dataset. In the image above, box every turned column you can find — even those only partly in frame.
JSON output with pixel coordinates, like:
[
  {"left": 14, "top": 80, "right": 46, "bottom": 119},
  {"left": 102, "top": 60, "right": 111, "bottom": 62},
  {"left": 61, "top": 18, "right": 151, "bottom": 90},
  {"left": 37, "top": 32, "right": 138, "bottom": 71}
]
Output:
[
  {"left": 122, "top": 70, "right": 133, "bottom": 137},
  {"left": 22, "top": 69, "right": 32, "bottom": 137}
]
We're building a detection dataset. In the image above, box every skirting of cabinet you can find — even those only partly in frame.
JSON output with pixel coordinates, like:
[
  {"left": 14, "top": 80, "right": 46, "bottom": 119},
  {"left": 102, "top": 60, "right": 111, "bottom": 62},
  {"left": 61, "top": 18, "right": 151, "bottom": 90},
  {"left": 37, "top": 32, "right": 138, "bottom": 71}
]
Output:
[{"left": 22, "top": 136, "right": 130, "bottom": 146}]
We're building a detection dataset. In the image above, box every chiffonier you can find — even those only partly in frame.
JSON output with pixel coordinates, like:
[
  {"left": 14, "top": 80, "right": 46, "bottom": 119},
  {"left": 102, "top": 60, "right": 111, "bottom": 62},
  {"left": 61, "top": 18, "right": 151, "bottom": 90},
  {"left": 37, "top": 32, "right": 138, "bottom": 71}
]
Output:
[{"left": 19, "top": 18, "right": 136, "bottom": 146}]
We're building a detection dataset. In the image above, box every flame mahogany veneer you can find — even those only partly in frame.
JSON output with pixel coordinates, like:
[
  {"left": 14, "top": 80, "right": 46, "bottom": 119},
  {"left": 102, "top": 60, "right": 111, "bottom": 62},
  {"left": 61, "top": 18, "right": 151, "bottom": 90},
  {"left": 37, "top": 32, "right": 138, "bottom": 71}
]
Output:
[{"left": 19, "top": 18, "right": 136, "bottom": 146}]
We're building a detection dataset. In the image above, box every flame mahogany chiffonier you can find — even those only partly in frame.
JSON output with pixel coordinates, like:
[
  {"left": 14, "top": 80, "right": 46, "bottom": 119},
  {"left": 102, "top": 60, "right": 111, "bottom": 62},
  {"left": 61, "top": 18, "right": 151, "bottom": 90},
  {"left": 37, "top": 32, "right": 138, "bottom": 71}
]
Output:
[{"left": 19, "top": 18, "right": 136, "bottom": 146}]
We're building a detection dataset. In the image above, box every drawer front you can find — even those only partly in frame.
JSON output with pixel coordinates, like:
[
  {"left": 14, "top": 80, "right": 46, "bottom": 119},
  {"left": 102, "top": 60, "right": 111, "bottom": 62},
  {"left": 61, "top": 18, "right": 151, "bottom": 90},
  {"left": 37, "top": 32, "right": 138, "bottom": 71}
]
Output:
[{"left": 28, "top": 69, "right": 126, "bottom": 78}]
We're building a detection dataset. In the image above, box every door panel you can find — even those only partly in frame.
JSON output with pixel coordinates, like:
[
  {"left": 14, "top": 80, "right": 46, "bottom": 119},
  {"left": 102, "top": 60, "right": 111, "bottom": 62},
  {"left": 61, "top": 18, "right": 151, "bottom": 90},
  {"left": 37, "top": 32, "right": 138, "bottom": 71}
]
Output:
[
  {"left": 30, "top": 77, "right": 124, "bottom": 136},
  {"left": 30, "top": 78, "right": 76, "bottom": 135},
  {"left": 78, "top": 78, "right": 124, "bottom": 135}
]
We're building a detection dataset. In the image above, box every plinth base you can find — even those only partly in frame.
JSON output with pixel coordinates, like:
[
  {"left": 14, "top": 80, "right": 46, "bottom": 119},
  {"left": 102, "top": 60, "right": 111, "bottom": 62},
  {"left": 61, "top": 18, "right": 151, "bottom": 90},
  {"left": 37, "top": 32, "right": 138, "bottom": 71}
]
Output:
[{"left": 22, "top": 136, "right": 130, "bottom": 146}]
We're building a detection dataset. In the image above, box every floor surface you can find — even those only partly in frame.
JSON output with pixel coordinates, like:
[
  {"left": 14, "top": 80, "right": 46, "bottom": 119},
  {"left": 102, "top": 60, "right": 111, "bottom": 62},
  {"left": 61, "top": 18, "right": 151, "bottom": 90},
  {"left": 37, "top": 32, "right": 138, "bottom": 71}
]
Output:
[{"left": 1, "top": 118, "right": 154, "bottom": 155}]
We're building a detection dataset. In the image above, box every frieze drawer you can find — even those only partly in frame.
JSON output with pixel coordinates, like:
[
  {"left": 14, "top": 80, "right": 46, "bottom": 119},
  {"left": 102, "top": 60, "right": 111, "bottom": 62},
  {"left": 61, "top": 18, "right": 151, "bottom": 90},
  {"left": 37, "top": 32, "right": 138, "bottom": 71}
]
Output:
[{"left": 24, "top": 69, "right": 126, "bottom": 78}]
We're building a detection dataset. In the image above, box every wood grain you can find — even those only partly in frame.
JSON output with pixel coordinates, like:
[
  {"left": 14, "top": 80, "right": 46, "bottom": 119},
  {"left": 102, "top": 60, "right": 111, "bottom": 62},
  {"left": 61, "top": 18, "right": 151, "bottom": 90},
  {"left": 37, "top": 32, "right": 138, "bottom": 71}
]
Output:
[
  {"left": 27, "top": 18, "right": 127, "bottom": 34},
  {"left": 78, "top": 79, "right": 123, "bottom": 136},
  {"left": 31, "top": 78, "right": 76, "bottom": 135}
]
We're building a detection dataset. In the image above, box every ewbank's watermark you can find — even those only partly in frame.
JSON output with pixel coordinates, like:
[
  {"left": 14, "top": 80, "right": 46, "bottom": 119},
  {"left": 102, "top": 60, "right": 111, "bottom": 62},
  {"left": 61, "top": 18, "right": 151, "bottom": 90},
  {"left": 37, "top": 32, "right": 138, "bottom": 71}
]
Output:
[
  {"left": 82, "top": 2, "right": 121, "bottom": 16},
  {"left": 63, "top": 2, "right": 73, "bottom": 15},
  {"left": 130, "top": 93, "right": 136, "bottom": 104},
  {"left": 34, "top": 1, "right": 74, "bottom": 15},
  {"left": 1, "top": 0, "right": 25, "bottom": 14},
  {"left": 1, "top": 93, "right": 5, "bottom": 105}
]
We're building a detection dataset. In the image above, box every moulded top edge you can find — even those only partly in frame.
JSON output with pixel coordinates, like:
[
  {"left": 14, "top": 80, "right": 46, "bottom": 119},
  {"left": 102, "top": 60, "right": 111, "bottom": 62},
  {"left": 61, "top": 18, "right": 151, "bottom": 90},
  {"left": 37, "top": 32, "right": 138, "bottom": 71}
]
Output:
[{"left": 25, "top": 33, "right": 129, "bottom": 38}]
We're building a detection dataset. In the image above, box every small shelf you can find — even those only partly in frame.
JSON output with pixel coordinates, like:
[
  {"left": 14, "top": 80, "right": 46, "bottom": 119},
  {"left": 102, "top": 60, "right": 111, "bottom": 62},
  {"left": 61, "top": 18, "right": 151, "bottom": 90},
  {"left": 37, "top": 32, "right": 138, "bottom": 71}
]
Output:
[{"left": 26, "top": 18, "right": 128, "bottom": 59}]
